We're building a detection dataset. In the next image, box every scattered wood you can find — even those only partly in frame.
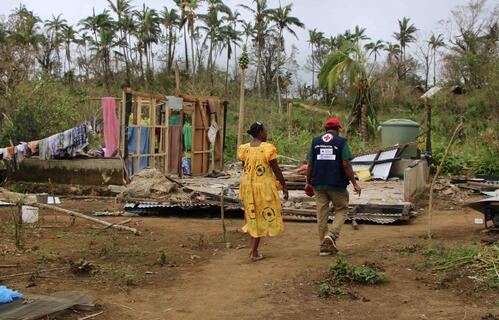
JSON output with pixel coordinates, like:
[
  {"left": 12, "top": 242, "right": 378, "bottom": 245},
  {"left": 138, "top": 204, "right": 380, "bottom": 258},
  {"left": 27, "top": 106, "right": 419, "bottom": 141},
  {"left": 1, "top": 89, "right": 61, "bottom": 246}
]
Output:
[
  {"left": 0, "top": 267, "right": 67, "bottom": 280},
  {"left": 0, "top": 264, "right": 18, "bottom": 268},
  {"left": 100, "top": 218, "right": 132, "bottom": 231},
  {"left": 34, "top": 203, "right": 141, "bottom": 235},
  {"left": 78, "top": 311, "right": 104, "bottom": 320}
]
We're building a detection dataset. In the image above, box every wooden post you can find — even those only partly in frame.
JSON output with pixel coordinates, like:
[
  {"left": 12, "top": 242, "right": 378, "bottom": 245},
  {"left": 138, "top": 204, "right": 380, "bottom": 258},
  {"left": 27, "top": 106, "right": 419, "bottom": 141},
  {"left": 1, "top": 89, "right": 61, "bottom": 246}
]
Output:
[
  {"left": 149, "top": 98, "right": 156, "bottom": 168},
  {"left": 237, "top": 68, "right": 246, "bottom": 148},
  {"left": 175, "top": 63, "right": 180, "bottom": 96},
  {"left": 165, "top": 104, "right": 171, "bottom": 174},
  {"left": 14, "top": 204, "right": 22, "bottom": 249},
  {"left": 220, "top": 188, "right": 226, "bottom": 243},
  {"left": 136, "top": 97, "right": 142, "bottom": 175}
]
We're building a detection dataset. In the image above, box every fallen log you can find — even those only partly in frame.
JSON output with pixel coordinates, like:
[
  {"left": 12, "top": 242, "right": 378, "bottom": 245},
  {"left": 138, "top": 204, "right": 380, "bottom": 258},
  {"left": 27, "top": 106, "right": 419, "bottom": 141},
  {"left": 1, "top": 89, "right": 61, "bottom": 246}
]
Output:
[{"left": 35, "top": 203, "right": 141, "bottom": 235}]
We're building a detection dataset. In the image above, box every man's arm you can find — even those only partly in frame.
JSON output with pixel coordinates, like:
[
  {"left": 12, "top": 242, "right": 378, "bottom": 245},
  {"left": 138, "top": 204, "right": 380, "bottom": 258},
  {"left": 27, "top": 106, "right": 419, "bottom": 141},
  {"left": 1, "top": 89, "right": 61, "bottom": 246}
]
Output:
[{"left": 342, "top": 160, "right": 361, "bottom": 195}]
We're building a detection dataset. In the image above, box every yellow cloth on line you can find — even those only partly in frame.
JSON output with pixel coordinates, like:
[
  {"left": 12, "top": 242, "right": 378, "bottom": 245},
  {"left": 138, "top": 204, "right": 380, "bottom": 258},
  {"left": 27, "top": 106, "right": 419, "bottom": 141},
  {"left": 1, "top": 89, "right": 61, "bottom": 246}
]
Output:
[{"left": 238, "top": 142, "right": 284, "bottom": 238}]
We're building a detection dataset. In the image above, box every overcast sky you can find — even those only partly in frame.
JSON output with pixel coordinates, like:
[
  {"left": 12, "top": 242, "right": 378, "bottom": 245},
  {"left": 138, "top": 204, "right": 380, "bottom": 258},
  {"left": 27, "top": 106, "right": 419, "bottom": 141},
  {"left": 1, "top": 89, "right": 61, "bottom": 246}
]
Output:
[{"left": 1, "top": 0, "right": 475, "bottom": 82}]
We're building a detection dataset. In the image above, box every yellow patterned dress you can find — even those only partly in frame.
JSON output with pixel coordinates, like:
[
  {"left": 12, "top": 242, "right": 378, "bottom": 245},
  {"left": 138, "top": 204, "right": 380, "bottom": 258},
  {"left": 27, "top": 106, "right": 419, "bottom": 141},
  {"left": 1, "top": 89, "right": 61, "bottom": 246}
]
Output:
[{"left": 238, "top": 142, "right": 284, "bottom": 237}]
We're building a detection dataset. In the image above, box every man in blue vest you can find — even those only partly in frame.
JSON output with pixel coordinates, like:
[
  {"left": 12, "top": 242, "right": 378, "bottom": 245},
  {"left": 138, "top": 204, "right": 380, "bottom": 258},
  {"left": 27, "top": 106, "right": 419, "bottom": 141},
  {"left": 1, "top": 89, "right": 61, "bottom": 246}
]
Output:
[{"left": 305, "top": 118, "right": 361, "bottom": 256}]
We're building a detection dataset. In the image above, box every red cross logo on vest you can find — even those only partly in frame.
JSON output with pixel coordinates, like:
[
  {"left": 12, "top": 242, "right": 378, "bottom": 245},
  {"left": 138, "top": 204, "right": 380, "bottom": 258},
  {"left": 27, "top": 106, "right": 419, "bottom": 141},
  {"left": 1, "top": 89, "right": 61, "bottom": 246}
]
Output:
[{"left": 322, "top": 133, "right": 333, "bottom": 142}]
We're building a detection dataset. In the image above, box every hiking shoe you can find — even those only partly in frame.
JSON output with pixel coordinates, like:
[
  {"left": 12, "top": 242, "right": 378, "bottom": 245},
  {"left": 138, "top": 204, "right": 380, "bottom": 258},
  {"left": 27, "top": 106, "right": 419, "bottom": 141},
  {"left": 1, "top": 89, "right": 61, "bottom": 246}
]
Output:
[{"left": 319, "top": 236, "right": 338, "bottom": 256}]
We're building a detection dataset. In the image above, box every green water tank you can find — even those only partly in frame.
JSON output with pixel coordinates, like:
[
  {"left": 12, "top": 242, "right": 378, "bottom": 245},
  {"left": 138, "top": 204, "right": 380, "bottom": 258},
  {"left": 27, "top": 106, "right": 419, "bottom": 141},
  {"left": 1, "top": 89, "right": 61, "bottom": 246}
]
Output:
[{"left": 379, "top": 119, "right": 420, "bottom": 159}]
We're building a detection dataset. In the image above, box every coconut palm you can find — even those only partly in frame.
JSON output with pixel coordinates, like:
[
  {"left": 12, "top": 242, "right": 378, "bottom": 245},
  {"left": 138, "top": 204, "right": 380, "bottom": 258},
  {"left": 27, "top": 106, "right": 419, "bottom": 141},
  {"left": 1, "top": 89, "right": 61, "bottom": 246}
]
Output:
[
  {"left": 135, "top": 5, "right": 161, "bottom": 81},
  {"left": 352, "top": 25, "right": 369, "bottom": 43},
  {"left": 45, "top": 14, "right": 67, "bottom": 74},
  {"left": 393, "top": 17, "right": 417, "bottom": 78},
  {"left": 364, "top": 40, "right": 385, "bottom": 62},
  {"left": 308, "top": 28, "right": 324, "bottom": 90},
  {"left": 240, "top": 0, "right": 273, "bottom": 96},
  {"left": 61, "top": 25, "right": 76, "bottom": 72},
  {"left": 161, "top": 7, "right": 180, "bottom": 72},
  {"left": 384, "top": 42, "right": 401, "bottom": 65},
  {"left": 220, "top": 23, "right": 241, "bottom": 93},
  {"left": 178, "top": 0, "right": 199, "bottom": 78},
  {"left": 428, "top": 33, "right": 445, "bottom": 86},
  {"left": 225, "top": 9, "right": 243, "bottom": 79},
  {"left": 107, "top": 0, "right": 134, "bottom": 84},
  {"left": 269, "top": 3, "right": 304, "bottom": 113},
  {"left": 318, "top": 42, "right": 375, "bottom": 143}
]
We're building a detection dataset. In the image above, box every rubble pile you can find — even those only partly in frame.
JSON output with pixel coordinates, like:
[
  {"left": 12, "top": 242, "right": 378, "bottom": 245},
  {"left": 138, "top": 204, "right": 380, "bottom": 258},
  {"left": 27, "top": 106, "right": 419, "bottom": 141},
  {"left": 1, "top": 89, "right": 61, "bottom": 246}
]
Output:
[{"left": 120, "top": 168, "right": 195, "bottom": 202}]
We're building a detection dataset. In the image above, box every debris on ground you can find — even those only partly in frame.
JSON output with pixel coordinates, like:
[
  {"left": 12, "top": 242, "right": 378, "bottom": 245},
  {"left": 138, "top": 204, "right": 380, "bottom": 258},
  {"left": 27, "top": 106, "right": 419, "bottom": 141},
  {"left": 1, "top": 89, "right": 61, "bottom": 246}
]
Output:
[
  {"left": 119, "top": 168, "right": 197, "bottom": 204},
  {"left": 69, "top": 258, "right": 96, "bottom": 275}
]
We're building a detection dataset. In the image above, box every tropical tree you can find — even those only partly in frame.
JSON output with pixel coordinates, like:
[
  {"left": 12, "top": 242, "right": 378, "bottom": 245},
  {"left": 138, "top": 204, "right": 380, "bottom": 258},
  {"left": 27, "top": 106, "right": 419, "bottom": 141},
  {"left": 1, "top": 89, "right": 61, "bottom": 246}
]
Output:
[
  {"left": 308, "top": 28, "right": 324, "bottom": 90},
  {"left": 135, "top": 4, "right": 161, "bottom": 81},
  {"left": 161, "top": 7, "right": 180, "bottom": 72},
  {"left": 384, "top": 42, "right": 401, "bottom": 65},
  {"left": 393, "top": 17, "right": 417, "bottom": 79},
  {"left": 220, "top": 23, "right": 241, "bottom": 93},
  {"left": 225, "top": 9, "right": 242, "bottom": 79},
  {"left": 318, "top": 42, "right": 375, "bottom": 143},
  {"left": 240, "top": 0, "right": 273, "bottom": 96},
  {"left": 45, "top": 14, "right": 67, "bottom": 75},
  {"left": 352, "top": 25, "right": 369, "bottom": 43},
  {"left": 269, "top": 3, "right": 304, "bottom": 113},
  {"left": 364, "top": 40, "right": 385, "bottom": 62},
  {"left": 428, "top": 33, "right": 445, "bottom": 86},
  {"left": 179, "top": 0, "right": 199, "bottom": 79},
  {"left": 61, "top": 25, "right": 76, "bottom": 73},
  {"left": 107, "top": 0, "right": 134, "bottom": 84}
]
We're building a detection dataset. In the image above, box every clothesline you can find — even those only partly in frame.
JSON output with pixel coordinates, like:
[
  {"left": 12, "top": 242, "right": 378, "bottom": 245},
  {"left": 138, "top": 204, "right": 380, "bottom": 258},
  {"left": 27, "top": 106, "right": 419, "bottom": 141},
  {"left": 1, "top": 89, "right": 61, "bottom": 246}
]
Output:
[{"left": 0, "top": 123, "right": 90, "bottom": 164}]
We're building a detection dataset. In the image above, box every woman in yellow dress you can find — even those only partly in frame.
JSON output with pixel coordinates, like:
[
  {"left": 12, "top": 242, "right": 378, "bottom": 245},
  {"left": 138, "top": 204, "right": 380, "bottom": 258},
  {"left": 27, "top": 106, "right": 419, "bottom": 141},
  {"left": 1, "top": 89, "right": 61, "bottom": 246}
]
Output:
[{"left": 238, "top": 122, "right": 288, "bottom": 261}]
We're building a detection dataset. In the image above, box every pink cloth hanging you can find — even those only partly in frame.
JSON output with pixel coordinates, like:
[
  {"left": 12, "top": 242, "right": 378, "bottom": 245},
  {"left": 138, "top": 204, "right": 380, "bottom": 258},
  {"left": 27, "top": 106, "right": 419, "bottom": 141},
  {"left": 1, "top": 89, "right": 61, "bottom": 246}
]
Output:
[{"left": 102, "top": 97, "right": 119, "bottom": 157}]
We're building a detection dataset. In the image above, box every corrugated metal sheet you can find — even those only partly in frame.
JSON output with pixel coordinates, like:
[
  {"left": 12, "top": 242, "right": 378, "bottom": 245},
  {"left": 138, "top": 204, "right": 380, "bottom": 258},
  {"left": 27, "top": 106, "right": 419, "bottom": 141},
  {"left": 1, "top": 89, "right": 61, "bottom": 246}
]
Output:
[
  {"left": 372, "top": 149, "right": 398, "bottom": 180},
  {"left": 352, "top": 153, "right": 376, "bottom": 172}
]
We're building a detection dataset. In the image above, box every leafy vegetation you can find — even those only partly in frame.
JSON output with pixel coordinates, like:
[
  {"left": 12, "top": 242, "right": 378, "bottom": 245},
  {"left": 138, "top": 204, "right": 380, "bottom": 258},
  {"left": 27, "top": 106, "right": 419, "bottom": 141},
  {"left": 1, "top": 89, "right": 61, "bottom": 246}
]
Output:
[
  {"left": 0, "top": 0, "right": 496, "bottom": 174},
  {"left": 413, "top": 242, "right": 499, "bottom": 291},
  {"left": 318, "top": 254, "right": 387, "bottom": 297}
]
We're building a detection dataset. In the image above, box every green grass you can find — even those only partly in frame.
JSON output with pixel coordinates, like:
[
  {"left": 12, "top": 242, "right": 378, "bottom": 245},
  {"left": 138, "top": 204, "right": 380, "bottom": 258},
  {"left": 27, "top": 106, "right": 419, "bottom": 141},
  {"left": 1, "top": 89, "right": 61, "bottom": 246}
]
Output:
[
  {"left": 412, "top": 242, "right": 499, "bottom": 291},
  {"left": 318, "top": 254, "right": 387, "bottom": 297}
]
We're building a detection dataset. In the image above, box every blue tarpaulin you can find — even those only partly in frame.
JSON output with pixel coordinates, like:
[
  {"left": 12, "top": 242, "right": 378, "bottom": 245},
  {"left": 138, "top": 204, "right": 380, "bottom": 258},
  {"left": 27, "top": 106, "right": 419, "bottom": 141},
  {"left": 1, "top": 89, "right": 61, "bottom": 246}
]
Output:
[
  {"left": 127, "top": 127, "right": 150, "bottom": 175},
  {"left": 0, "top": 286, "right": 22, "bottom": 304}
]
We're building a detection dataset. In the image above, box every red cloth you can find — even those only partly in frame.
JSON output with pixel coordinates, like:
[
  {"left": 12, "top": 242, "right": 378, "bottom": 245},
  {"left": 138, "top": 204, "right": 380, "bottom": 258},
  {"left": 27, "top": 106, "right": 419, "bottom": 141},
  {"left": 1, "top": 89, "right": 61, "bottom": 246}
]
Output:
[
  {"left": 304, "top": 183, "right": 315, "bottom": 197},
  {"left": 102, "top": 97, "right": 119, "bottom": 157}
]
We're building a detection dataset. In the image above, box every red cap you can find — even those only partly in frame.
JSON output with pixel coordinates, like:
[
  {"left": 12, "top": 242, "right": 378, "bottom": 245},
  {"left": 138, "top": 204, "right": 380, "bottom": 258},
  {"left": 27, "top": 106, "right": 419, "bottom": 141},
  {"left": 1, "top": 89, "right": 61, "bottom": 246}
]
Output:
[{"left": 324, "top": 118, "right": 342, "bottom": 128}]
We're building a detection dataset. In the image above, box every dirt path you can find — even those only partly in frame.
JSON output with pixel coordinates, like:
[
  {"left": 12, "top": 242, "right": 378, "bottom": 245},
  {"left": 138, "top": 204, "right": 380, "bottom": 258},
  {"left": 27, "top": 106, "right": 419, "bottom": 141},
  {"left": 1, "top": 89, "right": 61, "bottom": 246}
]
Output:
[{"left": 105, "top": 209, "right": 493, "bottom": 320}]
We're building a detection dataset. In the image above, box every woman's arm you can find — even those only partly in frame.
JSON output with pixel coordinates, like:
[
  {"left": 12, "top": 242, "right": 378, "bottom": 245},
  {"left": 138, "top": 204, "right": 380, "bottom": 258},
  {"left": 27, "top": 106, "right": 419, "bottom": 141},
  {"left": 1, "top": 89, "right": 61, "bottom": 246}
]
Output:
[{"left": 269, "top": 159, "right": 289, "bottom": 200}]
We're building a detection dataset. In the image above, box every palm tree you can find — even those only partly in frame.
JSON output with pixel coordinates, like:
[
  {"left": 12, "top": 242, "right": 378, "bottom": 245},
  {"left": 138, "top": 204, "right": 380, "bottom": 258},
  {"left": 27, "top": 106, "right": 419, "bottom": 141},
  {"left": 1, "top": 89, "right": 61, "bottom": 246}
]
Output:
[
  {"left": 352, "top": 25, "right": 369, "bottom": 43},
  {"left": 161, "top": 7, "right": 180, "bottom": 72},
  {"left": 45, "top": 14, "right": 68, "bottom": 75},
  {"left": 225, "top": 9, "right": 242, "bottom": 79},
  {"left": 179, "top": 0, "right": 199, "bottom": 79},
  {"left": 428, "top": 33, "right": 445, "bottom": 87},
  {"left": 107, "top": 0, "right": 134, "bottom": 84},
  {"left": 61, "top": 25, "right": 76, "bottom": 72},
  {"left": 393, "top": 17, "right": 417, "bottom": 79},
  {"left": 364, "top": 40, "right": 385, "bottom": 62},
  {"left": 135, "top": 5, "right": 161, "bottom": 81},
  {"left": 240, "top": 0, "right": 273, "bottom": 96},
  {"left": 80, "top": 9, "right": 115, "bottom": 89},
  {"left": 269, "top": 3, "right": 304, "bottom": 113},
  {"left": 175, "top": 0, "right": 190, "bottom": 72},
  {"left": 318, "top": 42, "right": 375, "bottom": 143},
  {"left": 220, "top": 23, "right": 241, "bottom": 93},
  {"left": 384, "top": 42, "right": 401, "bottom": 65},
  {"left": 308, "top": 28, "right": 324, "bottom": 91}
]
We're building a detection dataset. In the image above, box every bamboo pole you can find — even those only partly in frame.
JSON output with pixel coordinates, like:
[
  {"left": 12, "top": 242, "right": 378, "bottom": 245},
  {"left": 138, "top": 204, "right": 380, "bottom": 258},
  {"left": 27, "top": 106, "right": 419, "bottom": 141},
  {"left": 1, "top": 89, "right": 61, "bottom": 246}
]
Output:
[
  {"left": 35, "top": 203, "right": 141, "bottom": 235},
  {"left": 427, "top": 121, "right": 464, "bottom": 240},
  {"left": 220, "top": 188, "right": 226, "bottom": 243},
  {"left": 237, "top": 68, "right": 246, "bottom": 148}
]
